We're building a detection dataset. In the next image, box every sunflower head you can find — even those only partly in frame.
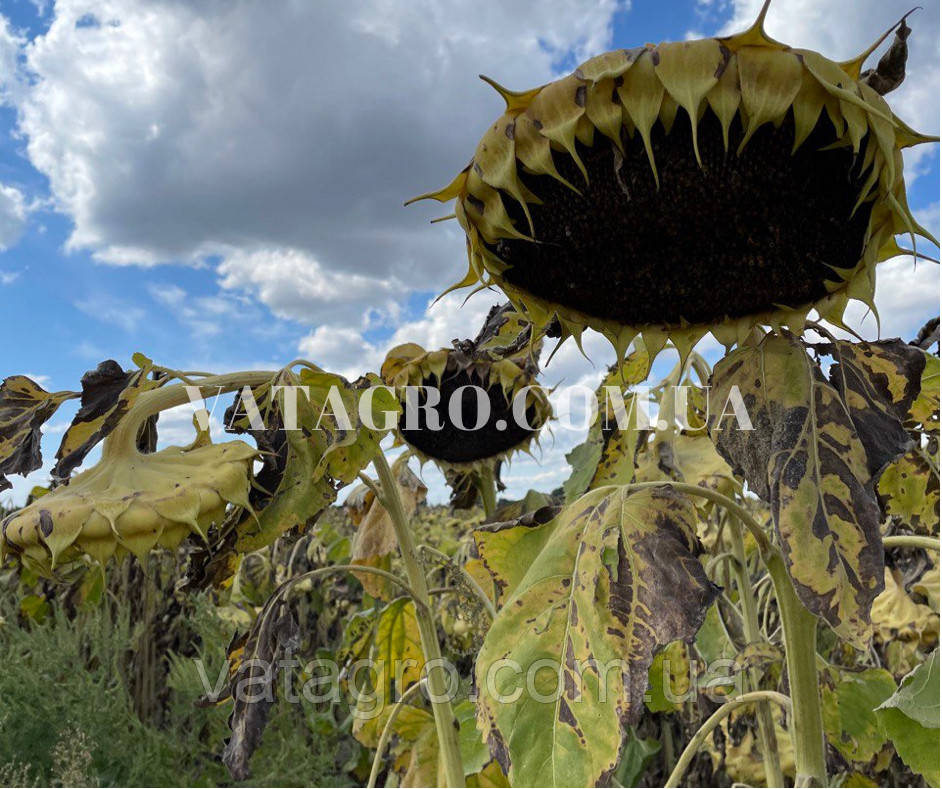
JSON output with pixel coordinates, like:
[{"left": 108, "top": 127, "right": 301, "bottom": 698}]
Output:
[
  {"left": 1, "top": 435, "right": 256, "bottom": 573},
  {"left": 381, "top": 304, "right": 551, "bottom": 471},
  {"left": 411, "top": 1, "right": 938, "bottom": 363}
]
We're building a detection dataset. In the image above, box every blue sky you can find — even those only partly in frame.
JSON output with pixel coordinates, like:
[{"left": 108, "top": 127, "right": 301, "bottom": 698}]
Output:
[{"left": 0, "top": 0, "right": 938, "bottom": 504}]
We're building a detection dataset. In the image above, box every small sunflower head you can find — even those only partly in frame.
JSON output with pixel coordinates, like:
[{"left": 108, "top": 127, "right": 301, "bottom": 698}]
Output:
[
  {"left": 2, "top": 438, "right": 256, "bottom": 573},
  {"left": 412, "top": 2, "right": 938, "bottom": 362},
  {"left": 381, "top": 304, "right": 551, "bottom": 470}
]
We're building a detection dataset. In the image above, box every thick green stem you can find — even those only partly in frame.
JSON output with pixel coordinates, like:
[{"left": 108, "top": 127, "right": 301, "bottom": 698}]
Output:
[
  {"left": 727, "top": 517, "right": 784, "bottom": 788},
  {"left": 476, "top": 465, "right": 498, "bottom": 521},
  {"left": 103, "top": 371, "right": 276, "bottom": 459},
  {"left": 664, "top": 691, "right": 792, "bottom": 788},
  {"left": 375, "top": 452, "right": 465, "bottom": 788},
  {"left": 766, "top": 553, "right": 828, "bottom": 787}
]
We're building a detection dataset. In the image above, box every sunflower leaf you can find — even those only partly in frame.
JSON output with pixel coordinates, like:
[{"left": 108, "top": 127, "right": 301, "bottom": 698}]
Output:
[
  {"left": 708, "top": 333, "right": 884, "bottom": 647},
  {"left": 53, "top": 358, "right": 160, "bottom": 480},
  {"left": 0, "top": 376, "right": 75, "bottom": 491},
  {"left": 473, "top": 485, "right": 717, "bottom": 786}
]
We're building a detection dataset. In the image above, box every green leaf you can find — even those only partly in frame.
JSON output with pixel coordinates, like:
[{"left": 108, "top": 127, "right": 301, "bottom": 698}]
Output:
[
  {"left": 824, "top": 339, "right": 926, "bottom": 479},
  {"left": 613, "top": 728, "right": 660, "bottom": 788},
  {"left": 474, "top": 506, "right": 558, "bottom": 607},
  {"left": 877, "top": 649, "right": 940, "bottom": 729},
  {"left": 822, "top": 668, "right": 896, "bottom": 763},
  {"left": 878, "top": 707, "right": 939, "bottom": 785},
  {"left": 875, "top": 650, "right": 941, "bottom": 784},
  {"left": 474, "top": 485, "right": 718, "bottom": 786},
  {"left": 708, "top": 333, "right": 884, "bottom": 647},
  {"left": 0, "top": 376, "right": 75, "bottom": 491}
]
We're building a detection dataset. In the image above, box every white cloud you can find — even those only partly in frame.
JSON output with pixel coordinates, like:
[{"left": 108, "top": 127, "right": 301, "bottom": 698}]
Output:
[
  {"left": 1, "top": 0, "right": 623, "bottom": 309},
  {"left": 74, "top": 295, "right": 145, "bottom": 332},
  {"left": 0, "top": 182, "right": 27, "bottom": 250},
  {"left": 217, "top": 247, "right": 407, "bottom": 328}
]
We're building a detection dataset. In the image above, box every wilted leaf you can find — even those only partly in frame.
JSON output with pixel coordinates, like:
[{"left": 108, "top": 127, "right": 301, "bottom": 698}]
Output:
[
  {"left": 824, "top": 339, "right": 925, "bottom": 480},
  {"left": 0, "top": 376, "right": 75, "bottom": 491},
  {"left": 53, "top": 359, "right": 161, "bottom": 480},
  {"left": 709, "top": 333, "right": 884, "bottom": 647},
  {"left": 221, "top": 598, "right": 300, "bottom": 780},
  {"left": 870, "top": 567, "right": 938, "bottom": 645},
  {"left": 351, "top": 463, "right": 426, "bottom": 598},
  {"left": 474, "top": 485, "right": 717, "bottom": 786},
  {"left": 822, "top": 668, "right": 896, "bottom": 763}
]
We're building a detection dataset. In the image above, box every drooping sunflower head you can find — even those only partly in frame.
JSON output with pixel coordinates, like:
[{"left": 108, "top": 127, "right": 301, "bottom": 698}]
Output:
[
  {"left": 381, "top": 304, "right": 551, "bottom": 471},
  {"left": 1, "top": 436, "right": 256, "bottom": 574},
  {"left": 411, "top": 2, "right": 938, "bottom": 362}
]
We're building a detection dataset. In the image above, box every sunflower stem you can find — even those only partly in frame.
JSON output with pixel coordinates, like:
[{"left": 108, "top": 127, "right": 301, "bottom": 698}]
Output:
[
  {"left": 103, "top": 371, "right": 276, "bottom": 459},
  {"left": 664, "top": 691, "right": 792, "bottom": 788},
  {"left": 726, "top": 515, "right": 784, "bottom": 788},
  {"left": 883, "top": 534, "right": 940, "bottom": 551},
  {"left": 766, "top": 552, "right": 828, "bottom": 787},
  {"left": 374, "top": 452, "right": 465, "bottom": 788},
  {"left": 476, "top": 465, "right": 498, "bottom": 521}
]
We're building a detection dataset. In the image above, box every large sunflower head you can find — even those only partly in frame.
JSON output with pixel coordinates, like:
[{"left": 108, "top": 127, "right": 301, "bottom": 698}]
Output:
[
  {"left": 381, "top": 303, "right": 551, "bottom": 471},
  {"left": 2, "top": 428, "right": 256, "bottom": 574},
  {"left": 411, "top": 2, "right": 938, "bottom": 362}
]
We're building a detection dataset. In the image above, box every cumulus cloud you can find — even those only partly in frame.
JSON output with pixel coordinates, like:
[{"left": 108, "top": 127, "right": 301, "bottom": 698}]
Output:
[{"left": 4, "top": 0, "right": 622, "bottom": 295}]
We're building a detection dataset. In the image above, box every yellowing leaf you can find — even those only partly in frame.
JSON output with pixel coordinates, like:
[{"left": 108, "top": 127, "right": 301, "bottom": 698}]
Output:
[
  {"left": 474, "top": 485, "right": 717, "bottom": 786},
  {"left": 0, "top": 376, "right": 75, "bottom": 491},
  {"left": 708, "top": 333, "right": 884, "bottom": 647},
  {"left": 351, "top": 462, "right": 426, "bottom": 598},
  {"left": 878, "top": 450, "right": 939, "bottom": 535}
]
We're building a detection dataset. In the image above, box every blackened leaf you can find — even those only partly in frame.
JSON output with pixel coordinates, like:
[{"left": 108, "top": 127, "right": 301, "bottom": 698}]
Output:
[
  {"left": 222, "top": 598, "right": 300, "bottom": 780},
  {"left": 0, "top": 376, "right": 75, "bottom": 491},
  {"left": 473, "top": 485, "right": 717, "bottom": 786},
  {"left": 709, "top": 333, "right": 884, "bottom": 647},
  {"left": 824, "top": 339, "right": 925, "bottom": 480},
  {"left": 53, "top": 359, "right": 160, "bottom": 479}
]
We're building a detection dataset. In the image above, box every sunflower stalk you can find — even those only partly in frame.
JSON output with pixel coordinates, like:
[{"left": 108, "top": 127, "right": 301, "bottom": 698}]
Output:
[
  {"left": 765, "top": 552, "right": 828, "bottom": 787},
  {"left": 102, "top": 370, "right": 276, "bottom": 460},
  {"left": 374, "top": 452, "right": 465, "bottom": 787},
  {"left": 726, "top": 514, "right": 784, "bottom": 788},
  {"left": 475, "top": 464, "right": 498, "bottom": 520}
]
